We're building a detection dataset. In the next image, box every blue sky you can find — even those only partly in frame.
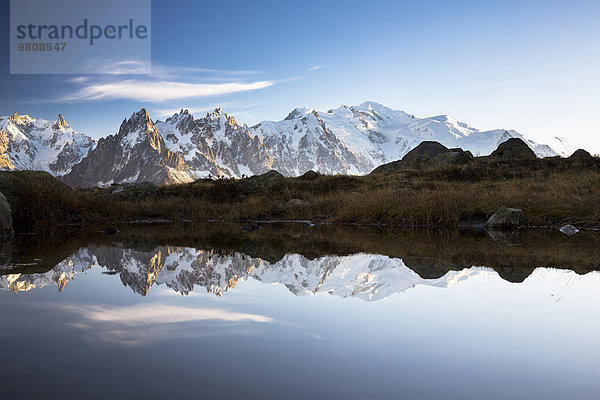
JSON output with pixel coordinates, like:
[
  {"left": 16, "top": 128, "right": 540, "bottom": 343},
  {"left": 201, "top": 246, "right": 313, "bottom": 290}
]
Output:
[{"left": 1, "top": 0, "right": 599, "bottom": 154}]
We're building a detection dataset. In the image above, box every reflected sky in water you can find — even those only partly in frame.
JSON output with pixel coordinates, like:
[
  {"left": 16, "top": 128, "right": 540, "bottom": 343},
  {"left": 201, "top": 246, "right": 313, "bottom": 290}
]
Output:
[{"left": 1, "top": 244, "right": 599, "bottom": 400}]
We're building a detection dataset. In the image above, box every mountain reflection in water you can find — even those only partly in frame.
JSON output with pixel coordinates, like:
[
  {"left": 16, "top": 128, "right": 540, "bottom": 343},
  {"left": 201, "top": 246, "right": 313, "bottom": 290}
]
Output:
[
  {"left": 1, "top": 246, "right": 488, "bottom": 298},
  {"left": 1, "top": 223, "right": 599, "bottom": 299}
]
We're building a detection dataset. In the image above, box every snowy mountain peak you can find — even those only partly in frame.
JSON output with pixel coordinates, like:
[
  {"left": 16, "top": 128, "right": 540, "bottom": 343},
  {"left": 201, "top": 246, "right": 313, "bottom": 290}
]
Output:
[
  {"left": 207, "top": 108, "right": 224, "bottom": 119},
  {"left": 205, "top": 108, "right": 241, "bottom": 130},
  {"left": 131, "top": 108, "right": 151, "bottom": 123},
  {"left": 284, "top": 107, "right": 312, "bottom": 120},
  {"left": 118, "top": 108, "right": 155, "bottom": 137},
  {"left": 355, "top": 101, "right": 389, "bottom": 111},
  {"left": 165, "top": 109, "right": 195, "bottom": 126},
  {"left": 54, "top": 114, "right": 69, "bottom": 131},
  {"left": 7, "top": 112, "right": 34, "bottom": 126},
  {"left": 8, "top": 112, "right": 21, "bottom": 124},
  {"left": 349, "top": 101, "right": 415, "bottom": 123}
]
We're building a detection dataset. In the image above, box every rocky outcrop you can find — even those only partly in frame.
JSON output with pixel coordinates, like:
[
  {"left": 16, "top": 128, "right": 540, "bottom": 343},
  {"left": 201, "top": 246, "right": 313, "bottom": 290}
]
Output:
[{"left": 490, "top": 138, "right": 537, "bottom": 160}]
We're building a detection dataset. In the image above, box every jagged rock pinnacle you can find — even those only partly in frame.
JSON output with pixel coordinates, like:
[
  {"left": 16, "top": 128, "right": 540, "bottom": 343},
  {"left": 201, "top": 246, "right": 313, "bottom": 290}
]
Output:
[
  {"left": 55, "top": 114, "right": 68, "bottom": 130},
  {"left": 9, "top": 112, "right": 21, "bottom": 124}
]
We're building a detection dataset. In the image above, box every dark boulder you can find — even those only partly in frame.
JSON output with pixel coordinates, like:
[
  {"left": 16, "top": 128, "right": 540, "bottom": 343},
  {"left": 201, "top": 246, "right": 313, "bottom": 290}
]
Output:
[
  {"left": 569, "top": 149, "right": 594, "bottom": 161},
  {"left": 401, "top": 142, "right": 474, "bottom": 169},
  {"left": 301, "top": 170, "right": 320, "bottom": 180},
  {"left": 286, "top": 199, "right": 311, "bottom": 208},
  {"left": 107, "top": 182, "right": 158, "bottom": 201},
  {"left": 490, "top": 138, "right": 536, "bottom": 160},
  {"left": 238, "top": 170, "right": 285, "bottom": 193},
  {"left": 371, "top": 141, "right": 473, "bottom": 173},
  {"left": 484, "top": 206, "right": 522, "bottom": 229}
]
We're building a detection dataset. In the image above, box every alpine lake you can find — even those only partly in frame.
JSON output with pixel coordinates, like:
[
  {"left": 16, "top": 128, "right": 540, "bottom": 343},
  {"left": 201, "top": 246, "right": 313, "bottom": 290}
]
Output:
[{"left": 1, "top": 222, "right": 599, "bottom": 399}]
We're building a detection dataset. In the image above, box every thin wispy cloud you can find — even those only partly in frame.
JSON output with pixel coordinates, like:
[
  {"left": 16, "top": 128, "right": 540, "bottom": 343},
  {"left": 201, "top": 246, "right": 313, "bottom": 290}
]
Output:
[
  {"left": 58, "top": 60, "right": 273, "bottom": 103},
  {"left": 63, "top": 79, "right": 274, "bottom": 102},
  {"left": 308, "top": 64, "right": 325, "bottom": 72},
  {"left": 151, "top": 64, "right": 260, "bottom": 78},
  {"left": 82, "top": 59, "right": 260, "bottom": 77}
]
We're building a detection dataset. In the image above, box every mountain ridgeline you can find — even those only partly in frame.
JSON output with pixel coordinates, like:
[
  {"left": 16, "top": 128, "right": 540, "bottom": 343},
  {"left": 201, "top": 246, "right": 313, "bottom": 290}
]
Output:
[
  {"left": 0, "top": 112, "right": 95, "bottom": 175},
  {"left": 1, "top": 102, "right": 559, "bottom": 187}
]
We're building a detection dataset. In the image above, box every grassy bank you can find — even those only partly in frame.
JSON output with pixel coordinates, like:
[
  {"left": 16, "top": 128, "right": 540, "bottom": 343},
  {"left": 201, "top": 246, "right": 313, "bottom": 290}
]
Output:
[{"left": 2, "top": 155, "right": 600, "bottom": 232}]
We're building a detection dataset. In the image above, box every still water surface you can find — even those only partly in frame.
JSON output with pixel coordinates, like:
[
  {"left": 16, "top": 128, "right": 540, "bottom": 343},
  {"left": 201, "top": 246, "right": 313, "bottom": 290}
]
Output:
[{"left": 1, "top": 224, "right": 599, "bottom": 399}]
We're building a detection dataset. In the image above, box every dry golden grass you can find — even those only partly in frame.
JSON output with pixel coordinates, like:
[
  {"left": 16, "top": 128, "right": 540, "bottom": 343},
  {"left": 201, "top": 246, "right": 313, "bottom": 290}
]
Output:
[{"left": 3, "top": 160, "right": 600, "bottom": 232}]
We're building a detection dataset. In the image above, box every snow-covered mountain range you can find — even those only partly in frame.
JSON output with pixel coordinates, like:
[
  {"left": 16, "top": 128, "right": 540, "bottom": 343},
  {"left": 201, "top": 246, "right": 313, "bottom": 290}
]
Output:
[
  {"left": 0, "top": 112, "right": 95, "bottom": 175},
  {"left": 2, "top": 102, "right": 558, "bottom": 186},
  {"left": 252, "top": 102, "right": 556, "bottom": 176},
  {"left": 0, "top": 245, "right": 486, "bottom": 300}
]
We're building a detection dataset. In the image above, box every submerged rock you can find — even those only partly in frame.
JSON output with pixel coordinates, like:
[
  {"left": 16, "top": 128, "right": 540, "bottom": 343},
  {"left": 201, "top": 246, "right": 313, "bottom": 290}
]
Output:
[
  {"left": 241, "top": 223, "right": 261, "bottom": 232},
  {"left": 484, "top": 206, "right": 522, "bottom": 229},
  {"left": 99, "top": 227, "right": 119, "bottom": 235},
  {"left": 0, "top": 192, "right": 13, "bottom": 239},
  {"left": 559, "top": 224, "right": 579, "bottom": 236}
]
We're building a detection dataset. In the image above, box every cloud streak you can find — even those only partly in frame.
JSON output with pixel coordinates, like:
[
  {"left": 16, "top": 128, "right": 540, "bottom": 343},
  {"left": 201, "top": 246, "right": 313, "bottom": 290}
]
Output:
[
  {"left": 84, "top": 59, "right": 260, "bottom": 77},
  {"left": 63, "top": 79, "right": 274, "bottom": 102},
  {"left": 308, "top": 64, "right": 325, "bottom": 72}
]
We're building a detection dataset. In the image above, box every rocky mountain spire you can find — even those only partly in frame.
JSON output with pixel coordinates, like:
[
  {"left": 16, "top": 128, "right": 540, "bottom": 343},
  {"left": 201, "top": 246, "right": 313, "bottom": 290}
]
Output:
[
  {"left": 9, "top": 112, "right": 22, "bottom": 124},
  {"left": 54, "top": 114, "right": 69, "bottom": 130}
]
